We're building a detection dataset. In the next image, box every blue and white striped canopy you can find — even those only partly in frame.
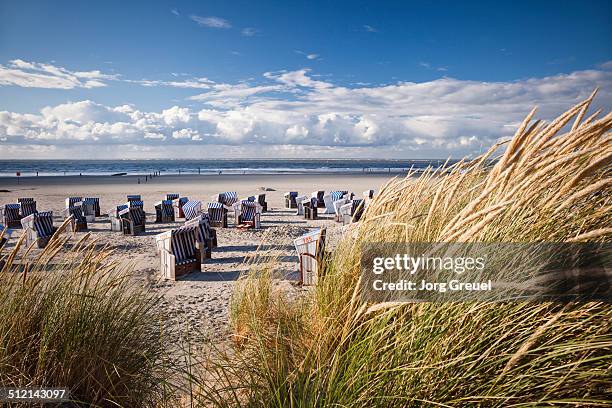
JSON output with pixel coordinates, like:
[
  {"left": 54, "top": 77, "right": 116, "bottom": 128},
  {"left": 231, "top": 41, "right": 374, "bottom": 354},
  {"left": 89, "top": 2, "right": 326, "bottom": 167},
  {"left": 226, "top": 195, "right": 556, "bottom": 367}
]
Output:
[
  {"left": 330, "top": 191, "right": 345, "bottom": 201},
  {"left": 208, "top": 202, "right": 224, "bottom": 209},
  {"left": 34, "top": 211, "right": 54, "bottom": 237},
  {"left": 182, "top": 200, "right": 202, "bottom": 220}
]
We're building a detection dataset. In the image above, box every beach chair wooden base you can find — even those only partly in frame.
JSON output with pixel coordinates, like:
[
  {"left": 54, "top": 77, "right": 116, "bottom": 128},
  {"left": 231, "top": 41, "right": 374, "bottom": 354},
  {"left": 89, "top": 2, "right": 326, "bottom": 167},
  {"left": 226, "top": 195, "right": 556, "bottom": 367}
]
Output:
[
  {"left": 210, "top": 216, "right": 228, "bottom": 228},
  {"left": 175, "top": 259, "right": 201, "bottom": 278},
  {"left": 122, "top": 220, "right": 145, "bottom": 235},
  {"left": 73, "top": 221, "right": 88, "bottom": 232},
  {"left": 304, "top": 206, "right": 318, "bottom": 220},
  {"left": 210, "top": 229, "right": 218, "bottom": 247},
  {"left": 155, "top": 213, "right": 175, "bottom": 223},
  {"left": 285, "top": 198, "right": 297, "bottom": 208},
  {"left": 5, "top": 220, "right": 21, "bottom": 229}
]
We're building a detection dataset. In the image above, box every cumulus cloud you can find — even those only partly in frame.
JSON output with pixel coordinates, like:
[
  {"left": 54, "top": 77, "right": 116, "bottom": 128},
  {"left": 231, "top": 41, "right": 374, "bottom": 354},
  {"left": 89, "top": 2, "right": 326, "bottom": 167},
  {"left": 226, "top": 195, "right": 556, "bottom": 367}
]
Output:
[
  {"left": 241, "top": 27, "right": 259, "bottom": 36},
  {"left": 190, "top": 15, "right": 231, "bottom": 29},
  {"left": 0, "top": 59, "right": 118, "bottom": 89},
  {"left": 1, "top": 65, "right": 611, "bottom": 158}
]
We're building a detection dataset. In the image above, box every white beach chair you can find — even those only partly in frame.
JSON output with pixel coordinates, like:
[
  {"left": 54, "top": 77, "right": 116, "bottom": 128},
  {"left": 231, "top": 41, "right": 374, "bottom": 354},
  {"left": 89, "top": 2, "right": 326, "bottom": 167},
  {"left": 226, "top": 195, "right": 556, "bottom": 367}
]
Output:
[
  {"left": 340, "top": 199, "right": 365, "bottom": 225},
  {"left": 235, "top": 200, "right": 261, "bottom": 230},
  {"left": 1, "top": 204, "right": 22, "bottom": 229},
  {"left": 65, "top": 196, "right": 83, "bottom": 209},
  {"left": 322, "top": 191, "right": 347, "bottom": 214},
  {"left": 173, "top": 197, "right": 189, "bottom": 218},
  {"left": 208, "top": 202, "right": 229, "bottom": 228},
  {"left": 182, "top": 200, "right": 203, "bottom": 221},
  {"left": 108, "top": 204, "right": 128, "bottom": 232},
  {"left": 155, "top": 200, "right": 175, "bottom": 223},
  {"left": 294, "top": 228, "right": 326, "bottom": 286},
  {"left": 184, "top": 214, "right": 216, "bottom": 260},
  {"left": 295, "top": 195, "right": 308, "bottom": 216},
  {"left": 21, "top": 211, "right": 59, "bottom": 248},
  {"left": 285, "top": 192, "right": 298, "bottom": 209},
  {"left": 155, "top": 226, "right": 203, "bottom": 280},
  {"left": 80, "top": 198, "right": 98, "bottom": 222}
]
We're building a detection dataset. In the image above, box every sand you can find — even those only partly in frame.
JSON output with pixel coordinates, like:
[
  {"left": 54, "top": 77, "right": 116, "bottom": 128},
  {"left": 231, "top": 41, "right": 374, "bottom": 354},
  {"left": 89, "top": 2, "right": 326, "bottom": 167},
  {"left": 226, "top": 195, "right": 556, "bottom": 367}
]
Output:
[{"left": 0, "top": 173, "right": 394, "bottom": 344}]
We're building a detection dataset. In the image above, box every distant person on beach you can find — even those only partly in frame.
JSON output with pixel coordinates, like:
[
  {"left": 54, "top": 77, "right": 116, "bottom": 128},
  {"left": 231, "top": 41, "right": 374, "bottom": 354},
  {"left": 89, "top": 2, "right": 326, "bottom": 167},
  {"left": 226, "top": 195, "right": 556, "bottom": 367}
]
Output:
[{"left": 219, "top": 170, "right": 222, "bottom": 175}]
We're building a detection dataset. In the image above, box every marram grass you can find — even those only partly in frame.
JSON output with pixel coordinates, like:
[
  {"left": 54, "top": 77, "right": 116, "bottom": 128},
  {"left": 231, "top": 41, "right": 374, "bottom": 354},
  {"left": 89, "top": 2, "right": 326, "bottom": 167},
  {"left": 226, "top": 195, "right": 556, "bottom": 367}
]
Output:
[
  {"left": 0, "top": 222, "right": 172, "bottom": 407},
  {"left": 192, "top": 92, "right": 612, "bottom": 407}
]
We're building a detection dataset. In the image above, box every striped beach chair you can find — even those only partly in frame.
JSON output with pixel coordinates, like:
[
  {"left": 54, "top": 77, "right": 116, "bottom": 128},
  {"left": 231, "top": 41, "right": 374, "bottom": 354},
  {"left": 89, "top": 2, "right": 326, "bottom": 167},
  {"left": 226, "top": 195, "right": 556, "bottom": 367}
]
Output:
[
  {"left": 84, "top": 197, "right": 101, "bottom": 217},
  {"left": 184, "top": 214, "right": 216, "bottom": 260},
  {"left": 182, "top": 200, "right": 202, "bottom": 221},
  {"left": 166, "top": 193, "right": 180, "bottom": 201},
  {"left": 65, "top": 196, "right": 83, "bottom": 209},
  {"left": 120, "top": 206, "right": 146, "bottom": 235},
  {"left": 18, "top": 198, "right": 37, "bottom": 217},
  {"left": 127, "top": 200, "right": 144, "bottom": 210},
  {"left": 216, "top": 191, "right": 238, "bottom": 206},
  {"left": 67, "top": 205, "right": 88, "bottom": 231},
  {"left": 108, "top": 204, "right": 128, "bottom": 232},
  {"left": 311, "top": 191, "right": 325, "bottom": 208},
  {"left": 303, "top": 197, "right": 318, "bottom": 220},
  {"left": 173, "top": 197, "right": 189, "bottom": 218},
  {"left": 322, "top": 191, "right": 347, "bottom": 214},
  {"left": 155, "top": 200, "right": 175, "bottom": 223},
  {"left": 155, "top": 226, "right": 203, "bottom": 280},
  {"left": 236, "top": 200, "right": 261, "bottom": 229},
  {"left": 80, "top": 198, "right": 98, "bottom": 222},
  {"left": 21, "top": 211, "right": 58, "bottom": 248},
  {"left": 257, "top": 194, "right": 268, "bottom": 212},
  {"left": 285, "top": 192, "right": 298, "bottom": 209},
  {"left": 127, "top": 195, "right": 142, "bottom": 203},
  {"left": 294, "top": 228, "right": 327, "bottom": 286},
  {"left": 2, "top": 204, "right": 22, "bottom": 228},
  {"left": 208, "top": 202, "right": 229, "bottom": 228}
]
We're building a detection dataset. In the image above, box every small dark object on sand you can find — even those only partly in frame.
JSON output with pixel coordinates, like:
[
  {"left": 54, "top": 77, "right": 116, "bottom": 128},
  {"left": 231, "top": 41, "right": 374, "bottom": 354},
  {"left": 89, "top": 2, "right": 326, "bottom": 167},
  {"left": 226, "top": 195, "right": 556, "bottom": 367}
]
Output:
[
  {"left": 111, "top": 172, "right": 128, "bottom": 176},
  {"left": 259, "top": 187, "right": 276, "bottom": 191}
]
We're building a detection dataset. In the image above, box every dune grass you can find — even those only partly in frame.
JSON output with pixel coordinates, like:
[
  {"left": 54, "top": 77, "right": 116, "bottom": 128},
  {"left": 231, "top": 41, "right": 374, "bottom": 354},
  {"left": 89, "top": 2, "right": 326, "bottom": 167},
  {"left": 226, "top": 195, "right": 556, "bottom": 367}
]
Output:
[
  {"left": 0, "top": 222, "right": 172, "bottom": 407},
  {"left": 191, "top": 92, "right": 612, "bottom": 407}
]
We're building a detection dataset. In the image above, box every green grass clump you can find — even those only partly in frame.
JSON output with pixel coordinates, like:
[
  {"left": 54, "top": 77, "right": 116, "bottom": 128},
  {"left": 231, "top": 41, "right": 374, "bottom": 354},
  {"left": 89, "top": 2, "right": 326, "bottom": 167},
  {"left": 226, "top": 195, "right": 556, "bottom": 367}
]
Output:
[
  {"left": 0, "top": 228, "right": 171, "bottom": 407},
  {"left": 192, "top": 92, "right": 612, "bottom": 407}
]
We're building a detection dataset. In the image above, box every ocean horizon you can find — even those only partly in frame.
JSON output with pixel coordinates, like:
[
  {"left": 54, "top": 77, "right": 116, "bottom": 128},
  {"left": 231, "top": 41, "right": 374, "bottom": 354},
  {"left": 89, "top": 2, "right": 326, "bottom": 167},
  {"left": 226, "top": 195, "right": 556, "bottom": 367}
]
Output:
[{"left": 0, "top": 159, "right": 459, "bottom": 177}]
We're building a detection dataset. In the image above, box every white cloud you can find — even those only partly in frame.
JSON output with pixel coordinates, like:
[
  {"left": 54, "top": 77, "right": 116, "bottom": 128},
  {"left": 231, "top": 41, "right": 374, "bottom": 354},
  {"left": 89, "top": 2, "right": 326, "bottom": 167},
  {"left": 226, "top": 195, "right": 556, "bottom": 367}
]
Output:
[
  {"left": 0, "top": 59, "right": 118, "bottom": 89},
  {"left": 1, "top": 65, "right": 610, "bottom": 158},
  {"left": 241, "top": 27, "right": 258, "bottom": 36},
  {"left": 363, "top": 25, "right": 377, "bottom": 32},
  {"left": 171, "top": 9, "right": 180, "bottom": 16},
  {"left": 190, "top": 15, "right": 231, "bottom": 29}
]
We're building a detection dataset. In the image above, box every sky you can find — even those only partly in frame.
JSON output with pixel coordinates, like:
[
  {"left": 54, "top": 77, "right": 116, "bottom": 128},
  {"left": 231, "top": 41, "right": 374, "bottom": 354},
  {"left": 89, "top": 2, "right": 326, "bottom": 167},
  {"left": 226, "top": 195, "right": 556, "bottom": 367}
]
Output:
[{"left": 0, "top": 0, "right": 610, "bottom": 159}]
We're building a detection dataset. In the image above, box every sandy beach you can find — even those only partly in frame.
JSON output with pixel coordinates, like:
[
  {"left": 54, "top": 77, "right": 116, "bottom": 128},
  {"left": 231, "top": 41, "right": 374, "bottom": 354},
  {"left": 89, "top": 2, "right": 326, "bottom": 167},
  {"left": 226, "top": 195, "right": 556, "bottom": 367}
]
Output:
[{"left": 0, "top": 172, "right": 394, "bottom": 343}]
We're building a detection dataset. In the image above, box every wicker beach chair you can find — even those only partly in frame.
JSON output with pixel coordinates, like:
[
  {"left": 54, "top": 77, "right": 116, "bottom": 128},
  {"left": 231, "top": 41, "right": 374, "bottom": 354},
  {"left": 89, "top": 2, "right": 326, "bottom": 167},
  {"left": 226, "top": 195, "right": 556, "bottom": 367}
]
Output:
[
  {"left": 120, "top": 206, "right": 146, "bottom": 235},
  {"left": 184, "top": 214, "right": 216, "bottom": 260},
  {"left": 311, "top": 191, "right": 325, "bottom": 208},
  {"left": 155, "top": 226, "right": 203, "bottom": 280},
  {"left": 108, "top": 204, "right": 128, "bottom": 232},
  {"left": 21, "top": 211, "right": 59, "bottom": 248},
  {"left": 216, "top": 191, "right": 238, "bottom": 207},
  {"left": 322, "top": 191, "right": 346, "bottom": 214},
  {"left": 2, "top": 204, "right": 21, "bottom": 229},
  {"left": 79, "top": 198, "right": 98, "bottom": 222},
  {"left": 173, "top": 197, "right": 189, "bottom": 218},
  {"left": 257, "top": 194, "right": 268, "bottom": 212},
  {"left": 207, "top": 202, "right": 229, "bottom": 228},
  {"left": 67, "top": 206, "right": 88, "bottom": 231},
  {"left": 285, "top": 192, "right": 298, "bottom": 209},
  {"left": 235, "top": 200, "right": 261, "bottom": 230},
  {"left": 303, "top": 197, "right": 318, "bottom": 220},
  {"left": 295, "top": 195, "right": 308, "bottom": 216},
  {"left": 66, "top": 196, "right": 83, "bottom": 209},
  {"left": 18, "top": 198, "right": 37, "bottom": 218},
  {"left": 155, "top": 200, "right": 175, "bottom": 223},
  {"left": 340, "top": 199, "right": 365, "bottom": 225},
  {"left": 83, "top": 197, "right": 101, "bottom": 217},
  {"left": 294, "top": 228, "right": 326, "bottom": 286},
  {"left": 182, "top": 200, "right": 203, "bottom": 221}
]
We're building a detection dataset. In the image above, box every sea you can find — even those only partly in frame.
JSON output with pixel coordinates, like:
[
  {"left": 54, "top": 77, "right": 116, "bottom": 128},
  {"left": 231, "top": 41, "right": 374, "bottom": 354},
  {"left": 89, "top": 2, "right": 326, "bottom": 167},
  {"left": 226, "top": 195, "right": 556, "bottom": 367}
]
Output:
[{"left": 0, "top": 159, "right": 458, "bottom": 177}]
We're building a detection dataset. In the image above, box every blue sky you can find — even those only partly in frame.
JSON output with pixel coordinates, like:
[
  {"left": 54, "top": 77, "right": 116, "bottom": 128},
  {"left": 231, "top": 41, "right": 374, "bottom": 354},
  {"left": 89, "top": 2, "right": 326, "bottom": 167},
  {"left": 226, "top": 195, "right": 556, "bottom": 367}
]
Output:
[{"left": 0, "top": 0, "right": 610, "bottom": 158}]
